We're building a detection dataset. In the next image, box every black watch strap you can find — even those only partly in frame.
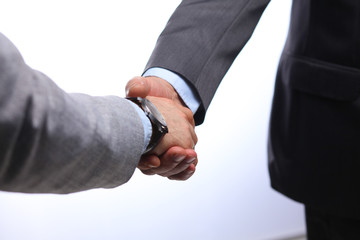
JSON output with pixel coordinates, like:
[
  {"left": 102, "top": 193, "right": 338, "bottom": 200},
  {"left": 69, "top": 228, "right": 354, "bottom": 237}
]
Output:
[{"left": 127, "top": 97, "right": 168, "bottom": 154}]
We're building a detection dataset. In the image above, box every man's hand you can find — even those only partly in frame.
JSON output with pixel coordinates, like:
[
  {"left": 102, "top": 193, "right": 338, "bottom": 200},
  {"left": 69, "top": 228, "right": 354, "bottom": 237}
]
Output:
[
  {"left": 138, "top": 146, "right": 198, "bottom": 180},
  {"left": 140, "top": 96, "right": 197, "bottom": 179},
  {"left": 147, "top": 96, "right": 196, "bottom": 155},
  {"left": 126, "top": 76, "right": 184, "bottom": 107},
  {"left": 126, "top": 76, "right": 198, "bottom": 180}
]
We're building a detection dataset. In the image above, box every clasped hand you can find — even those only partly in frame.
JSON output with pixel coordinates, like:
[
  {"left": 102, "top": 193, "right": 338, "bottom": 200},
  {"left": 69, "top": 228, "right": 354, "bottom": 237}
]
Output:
[{"left": 126, "top": 76, "right": 198, "bottom": 180}]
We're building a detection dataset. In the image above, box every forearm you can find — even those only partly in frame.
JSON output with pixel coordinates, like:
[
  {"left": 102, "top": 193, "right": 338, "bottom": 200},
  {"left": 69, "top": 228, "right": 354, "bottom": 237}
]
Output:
[
  {"left": 0, "top": 33, "right": 144, "bottom": 193},
  {"left": 146, "top": 0, "right": 271, "bottom": 123}
]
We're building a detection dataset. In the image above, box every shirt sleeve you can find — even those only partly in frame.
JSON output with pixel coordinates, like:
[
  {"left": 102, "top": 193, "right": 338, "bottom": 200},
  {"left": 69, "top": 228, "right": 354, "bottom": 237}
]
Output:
[
  {"left": 127, "top": 100, "right": 152, "bottom": 153},
  {"left": 143, "top": 67, "right": 201, "bottom": 114}
]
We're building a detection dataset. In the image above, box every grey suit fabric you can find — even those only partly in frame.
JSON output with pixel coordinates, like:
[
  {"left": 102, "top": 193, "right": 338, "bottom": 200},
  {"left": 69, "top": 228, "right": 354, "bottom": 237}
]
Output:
[
  {"left": 0, "top": 33, "right": 144, "bottom": 194},
  {"left": 146, "top": 0, "right": 271, "bottom": 124}
]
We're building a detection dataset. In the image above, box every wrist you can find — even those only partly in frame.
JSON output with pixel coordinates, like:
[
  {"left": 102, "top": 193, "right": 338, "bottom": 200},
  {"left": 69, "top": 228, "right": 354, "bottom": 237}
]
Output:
[
  {"left": 127, "top": 100, "right": 152, "bottom": 153},
  {"left": 143, "top": 67, "right": 201, "bottom": 114},
  {"left": 144, "top": 76, "right": 185, "bottom": 106},
  {"left": 127, "top": 97, "right": 168, "bottom": 154}
]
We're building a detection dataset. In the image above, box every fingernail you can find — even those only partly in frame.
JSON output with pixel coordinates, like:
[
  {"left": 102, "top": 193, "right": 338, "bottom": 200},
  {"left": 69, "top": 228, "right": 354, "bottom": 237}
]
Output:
[
  {"left": 147, "top": 164, "right": 157, "bottom": 168},
  {"left": 186, "top": 157, "right": 196, "bottom": 164},
  {"left": 174, "top": 155, "right": 186, "bottom": 162}
]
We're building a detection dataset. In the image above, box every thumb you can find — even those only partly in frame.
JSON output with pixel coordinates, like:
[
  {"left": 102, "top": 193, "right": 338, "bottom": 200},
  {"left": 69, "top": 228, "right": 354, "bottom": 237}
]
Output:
[{"left": 125, "top": 76, "right": 150, "bottom": 98}]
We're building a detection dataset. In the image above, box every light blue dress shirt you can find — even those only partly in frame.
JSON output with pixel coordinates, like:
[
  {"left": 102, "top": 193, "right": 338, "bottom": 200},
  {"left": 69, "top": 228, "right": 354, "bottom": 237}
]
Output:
[{"left": 143, "top": 67, "right": 201, "bottom": 114}]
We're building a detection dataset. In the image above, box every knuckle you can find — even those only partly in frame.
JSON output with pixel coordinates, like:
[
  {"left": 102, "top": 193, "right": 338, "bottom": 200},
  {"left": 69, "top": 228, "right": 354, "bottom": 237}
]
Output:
[
  {"left": 185, "top": 138, "right": 193, "bottom": 149},
  {"left": 183, "top": 108, "right": 194, "bottom": 120},
  {"left": 179, "top": 111, "right": 188, "bottom": 121}
]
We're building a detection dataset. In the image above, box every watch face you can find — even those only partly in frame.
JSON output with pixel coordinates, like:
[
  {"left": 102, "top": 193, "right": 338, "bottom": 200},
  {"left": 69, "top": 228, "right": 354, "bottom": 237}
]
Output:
[{"left": 142, "top": 98, "right": 167, "bottom": 127}]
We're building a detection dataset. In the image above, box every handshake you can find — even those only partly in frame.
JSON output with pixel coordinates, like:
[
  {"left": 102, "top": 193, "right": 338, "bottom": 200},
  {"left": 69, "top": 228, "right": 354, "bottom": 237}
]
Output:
[{"left": 126, "top": 76, "right": 198, "bottom": 181}]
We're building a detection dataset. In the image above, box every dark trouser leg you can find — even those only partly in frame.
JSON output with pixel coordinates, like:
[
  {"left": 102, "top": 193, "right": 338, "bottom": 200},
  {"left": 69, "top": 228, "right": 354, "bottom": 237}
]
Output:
[{"left": 305, "top": 205, "right": 360, "bottom": 240}]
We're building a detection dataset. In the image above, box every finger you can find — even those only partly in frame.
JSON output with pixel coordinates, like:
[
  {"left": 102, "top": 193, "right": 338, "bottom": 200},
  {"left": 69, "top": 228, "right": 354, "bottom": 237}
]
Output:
[
  {"left": 191, "top": 128, "right": 198, "bottom": 147},
  {"left": 185, "top": 124, "right": 197, "bottom": 148},
  {"left": 185, "top": 149, "right": 197, "bottom": 163},
  {"left": 168, "top": 164, "right": 196, "bottom": 181},
  {"left": 159, "top": 161, "right": 194, "bottom": 178},
  {"left": 125, "top": 76, "right": 149, "bottom": 98},
  {"left": 178, "top": 106, "right": 197, "bottom": 143},
  {"left": 193, "top": 157, "right": 198, "bottom": 167},
  {"left": 156, "top": 146, "right": 188, "bottom": 173},
  {"left": 166, "top": 150, "right": 197, "bottom": 180},
  {"left": 142, "top": 146, "right": 187, "bottom": 175},
  {"left": 181, "top": 106, "right": 196, "bottom": 127},
  {"left": 159, "top": 150, "right": 197, "bottom": 177},
  {"left": 140, "top": 169, "right": 156, "bottom": 176},
  {"left": 137, "top": 155, "right": 161, "bottom": 171}
]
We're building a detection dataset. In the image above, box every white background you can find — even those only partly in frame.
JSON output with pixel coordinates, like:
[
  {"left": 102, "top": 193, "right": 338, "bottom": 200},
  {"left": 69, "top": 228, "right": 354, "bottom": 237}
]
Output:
[{"left": 0, "top": 1, "right": 305, "bottom": 239}]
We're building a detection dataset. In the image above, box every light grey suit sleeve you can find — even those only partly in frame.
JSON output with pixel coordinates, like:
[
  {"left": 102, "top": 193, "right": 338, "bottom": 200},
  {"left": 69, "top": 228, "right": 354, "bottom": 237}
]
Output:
[
  {"left": 0, "top": 33, "right": 144, "bottom": 194},
  {"left": 146, "top": 0, "right": 271, "bottom": 124}
]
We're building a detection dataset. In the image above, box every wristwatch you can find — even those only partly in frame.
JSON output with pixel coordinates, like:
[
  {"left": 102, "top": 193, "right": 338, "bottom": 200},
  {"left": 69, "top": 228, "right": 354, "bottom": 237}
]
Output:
[{"left": 127, "top": 97, "right": 168, "bottom": 154}]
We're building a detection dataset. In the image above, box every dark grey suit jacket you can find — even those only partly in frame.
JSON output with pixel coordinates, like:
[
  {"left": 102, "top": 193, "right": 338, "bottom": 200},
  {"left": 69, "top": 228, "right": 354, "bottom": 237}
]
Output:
[
  {"left": 146, "top": 0, "right": 360, "bottom": 218},
  {"left": 0, "top": 33, "right": 144, "bottom": 194}
]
